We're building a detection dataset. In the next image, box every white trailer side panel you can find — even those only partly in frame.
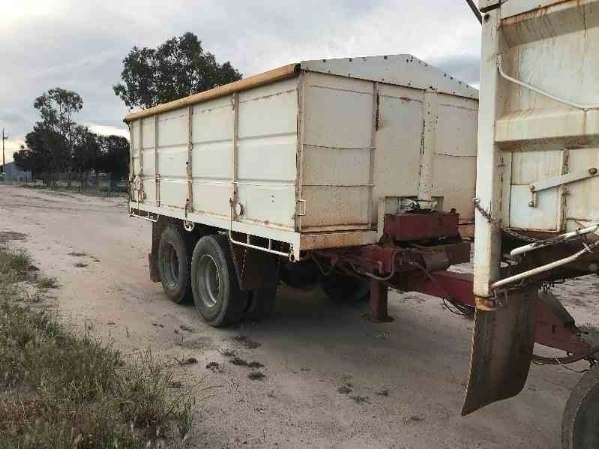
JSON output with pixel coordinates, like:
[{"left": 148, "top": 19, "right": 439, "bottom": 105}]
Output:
[
  {"left": 474, "top": 0, "right": 599, "bottom": 296},
  {"left": 131, "top": 77, "right": 302, "bottom": 251},
  {"left": 373, "top": 84, "right": 424, "bottom": 201},
  {"left": 300, "top": 72, "right": 374, "bottom": 231},
  {"left": 158, "top": 109, "right": 188, "bottom": 210},
  {"left": 300, "top": 73, "right": 477, "bottom": 231},
  {"left": 432, "top": 93, "right": 478, "bottom": 221},
  {"left": 191, "top": 95, "right": 234, "bottom": 219},
  {"left": 236, "top": 78, "right": 298, "bottom": 230}
]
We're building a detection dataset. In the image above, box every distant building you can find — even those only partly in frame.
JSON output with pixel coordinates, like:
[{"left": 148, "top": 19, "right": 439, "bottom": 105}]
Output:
[{"left": 1, "top": 161, "right": 31, "bottom": 182}]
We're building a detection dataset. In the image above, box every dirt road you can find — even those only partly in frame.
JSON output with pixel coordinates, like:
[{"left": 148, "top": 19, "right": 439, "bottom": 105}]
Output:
[{"left": 1, "top": 184, "right": 598, "bottom": 449}]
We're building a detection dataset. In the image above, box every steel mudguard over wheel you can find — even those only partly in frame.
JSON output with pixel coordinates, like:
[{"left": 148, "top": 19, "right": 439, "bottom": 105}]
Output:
[
  {"left": 562, "top": 366, "right": 599, "bottom": 449},
  {"left": 191, "top": 234, "right": 248, "bottom": 327},
  {"left": 158, "top": 225, "right": 193, "bottom": 304}
]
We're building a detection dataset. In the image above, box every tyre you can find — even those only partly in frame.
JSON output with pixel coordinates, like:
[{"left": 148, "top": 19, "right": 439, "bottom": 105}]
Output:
[
  {"left": 562, "top": 365, "right": 599, "bottom": 449},
  {"left": 190, "top": 234, "right": 248, "bottom": 327},
  {"left": 158, "top": 225, "right": 192, "bottom": 304},
  {"left": 321, "top": 273, "right": 370, "bottom": 304},
  {"left": 244, "top": 284, "right": 278, "bottom": 321}
]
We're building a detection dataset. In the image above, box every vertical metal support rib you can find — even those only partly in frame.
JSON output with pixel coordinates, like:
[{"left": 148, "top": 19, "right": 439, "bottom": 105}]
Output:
[
  {"left": 187, "top": 105, "right": 193, "bottom": 213},
  {"left": 368, "top": 279, "right": 393, "bottom": 322},
  {"left": 230, "top": 93, "right": 240, "bottom": 230},
  {"left": 295, "top": 72, "right": 305, "bottom": 232},
  {"left": 154, "top": 115, "right": 160, "bottom": 207},
  {"left": 557, "top": 149, "right": 569, "bottom": 231},
  {"left": 473, "top": 8, "right": 503, "bottom": 298},
  {"left": 129, "top": 124, "right": 134, "bottom": 179},
  {"left": 367, "top": 83, "right": 379, "bottom": 229},
  {"left": 418, "top": 91, "right": 438, "bottom": 205},
  {"left": 139, "top": 119, "right": 144, "bottom": 204}
]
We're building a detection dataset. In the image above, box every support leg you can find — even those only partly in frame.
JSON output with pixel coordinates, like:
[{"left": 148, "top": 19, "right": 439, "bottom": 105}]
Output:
[{"left": 369, "top": 280, "right": 393, "bottom": 322}]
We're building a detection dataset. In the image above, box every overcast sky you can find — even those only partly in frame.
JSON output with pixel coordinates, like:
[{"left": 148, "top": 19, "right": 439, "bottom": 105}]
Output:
[{"left": 0, "top": 0, "right": 481, "bottom": 161}]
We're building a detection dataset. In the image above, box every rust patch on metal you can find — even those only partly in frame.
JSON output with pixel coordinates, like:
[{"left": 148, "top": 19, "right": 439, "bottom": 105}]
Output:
[
  {"left": 300, "top": 230, "right": 377, "bottom": 250},
  {"left": 368, "top": 280, "right": 393, "bottom": 322},
  {"left": 383, "top": 211, "right": 460, "bottom": 242},
  {"left": 502, "top": 0, "right": 582, "bottom": 26}
]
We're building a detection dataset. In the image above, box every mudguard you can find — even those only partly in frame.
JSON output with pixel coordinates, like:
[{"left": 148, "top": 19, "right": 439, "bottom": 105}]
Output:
[{"left": 462, "top": 287, "right": 537, "bottom": 415}]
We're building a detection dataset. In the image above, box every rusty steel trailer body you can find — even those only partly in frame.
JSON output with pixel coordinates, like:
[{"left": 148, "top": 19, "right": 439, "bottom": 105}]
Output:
[
  {"left": 125, "top": 54, "right": 480, "bottom": 327},
  {"left": 125, "top": 55, "right": 481, "bottom": 324},
  {"left": 126, "top": 55, "right": 478, "bottom": 261},
  {"left": 461, "top": 1, "right": 599, "bottom": 448}
]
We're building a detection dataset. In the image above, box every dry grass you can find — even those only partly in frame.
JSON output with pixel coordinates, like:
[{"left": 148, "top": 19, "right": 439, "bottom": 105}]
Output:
[
  {"left": 0, "top": 244, "right": 193, "bottom": 449},
  {"left": 36, "top": 275, "right": 59, "bottom": 290}
]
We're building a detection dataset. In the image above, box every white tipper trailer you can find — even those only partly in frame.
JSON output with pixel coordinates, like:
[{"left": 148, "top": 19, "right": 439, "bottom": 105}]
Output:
[
  {"left": 126, "top": 55, "right": 478, "bottom": 262},
  {"left": 125, "top": 53, "right": 479, "bottom": 328},
  {"left": 464, "top": 1, "right": 599, "bottom": 448}
]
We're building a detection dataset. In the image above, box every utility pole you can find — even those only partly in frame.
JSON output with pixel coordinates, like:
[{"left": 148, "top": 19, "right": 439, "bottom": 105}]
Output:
[{"left": 1, "top": 128, "right": 6, "bottom": 174}]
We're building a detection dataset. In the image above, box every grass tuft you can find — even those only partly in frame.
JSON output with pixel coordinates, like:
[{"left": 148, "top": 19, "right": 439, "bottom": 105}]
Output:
[
  {"left": 0, "top": 246, "right": 32, "bottom": 280},
  {"left": 0, "top": 245, "right": 193, "bottom": 448},
  {"left": 36, "top": 276, "right": 59, "bottom": 290}
]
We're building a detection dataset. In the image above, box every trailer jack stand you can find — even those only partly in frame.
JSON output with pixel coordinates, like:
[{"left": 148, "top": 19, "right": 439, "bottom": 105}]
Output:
[{"left": 368, "top": 280, "right": 393, "bottom": 323}]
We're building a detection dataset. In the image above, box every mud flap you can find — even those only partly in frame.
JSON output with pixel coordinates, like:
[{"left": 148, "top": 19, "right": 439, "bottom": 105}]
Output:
[
  {"left": 149, "top": 219, "right": 164, "bottom": 283},
  {"left": 229, "top": 243, "right": 280, "bottom": 291},
  {"left": 149, "top": 253, "right": 160, "bottom": 282},
  {"left": 462, "top": 287, "right": 537, "bottom": 415}
]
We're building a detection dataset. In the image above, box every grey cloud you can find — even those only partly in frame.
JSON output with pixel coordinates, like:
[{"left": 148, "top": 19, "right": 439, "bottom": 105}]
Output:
[
  {"left": 1, "top": 0, "right": 480, "bottom": 146},
  {"left": 434, "top": 54, "right": 481, "bottom": 85}
]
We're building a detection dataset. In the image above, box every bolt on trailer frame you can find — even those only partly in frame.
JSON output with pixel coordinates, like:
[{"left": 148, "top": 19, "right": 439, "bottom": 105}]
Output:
[{"left": 460, "top": 1, "right": 599, "bottom": 447}]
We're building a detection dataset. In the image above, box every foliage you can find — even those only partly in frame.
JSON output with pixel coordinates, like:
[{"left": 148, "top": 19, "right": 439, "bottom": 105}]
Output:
[
  {"left": 15, "top": 123, "right": 69, "bottom": 184},
  {"left": 72, "top": 125, "right": 101, "bottom": 174},
  {"left": 33, "top": 88, "right": 83, "bottom": 141},
  {"left": 13, "top": 88, "right": 129, "bottom": 187},
  {"left": 98, "top": 135, "right": 130, "bottom": 183},
  {"left": 114, "top": 32, "right": 242, "bottom": 109}
]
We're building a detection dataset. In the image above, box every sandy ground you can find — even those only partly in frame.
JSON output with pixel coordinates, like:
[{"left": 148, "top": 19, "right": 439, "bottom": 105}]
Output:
[{"left": 1, "top": 184, "right": 598, "bottom": 449}]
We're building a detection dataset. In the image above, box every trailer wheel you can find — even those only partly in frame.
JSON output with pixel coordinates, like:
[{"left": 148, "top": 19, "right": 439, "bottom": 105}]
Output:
[
  {"left": 158, "top": 225, "right": 192, "bottom": 304},
  {"left": 244, "top": 284, "right": 278, "bottom": 321},
  {"left": 562, "top": 365, "right": 599, "bottom": 449},
  {"left": 191, "top": 234, "right": 248, "bottom": 327},
  {"left": 321, "top": 273, "right": 370, "bottom": 304}
]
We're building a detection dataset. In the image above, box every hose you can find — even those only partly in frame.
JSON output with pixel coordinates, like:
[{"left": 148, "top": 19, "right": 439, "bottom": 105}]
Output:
[{"left": 532, "top": 346, "right": 599, "bottom": 366}]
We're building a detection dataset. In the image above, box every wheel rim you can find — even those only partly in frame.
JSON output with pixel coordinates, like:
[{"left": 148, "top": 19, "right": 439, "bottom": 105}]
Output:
[
  {"left": 198, "top": 254, "right": 221, "bottom": 308},
  {"left": 163, "top": 243, "right": 180, "bottom": 289}
]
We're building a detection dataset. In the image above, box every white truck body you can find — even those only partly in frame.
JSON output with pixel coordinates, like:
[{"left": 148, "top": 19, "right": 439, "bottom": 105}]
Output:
[
  {"left": 474, "top": 0, "right": 599, "bottom": 296},
  {"left": 126, "top": 55, "right": 478, "bottom": 260}
]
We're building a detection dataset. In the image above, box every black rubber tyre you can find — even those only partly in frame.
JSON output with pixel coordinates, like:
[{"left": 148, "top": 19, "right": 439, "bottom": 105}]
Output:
[
  {"left": 562, "top": 366, "right": 599, "bottom": 449},
  {"left": 244, "top": 284, "right": 278, "bottom": 321},
  {"left": 321, "top": 273, "right": 370, "bottom": 304},
  {"left": 158, "top": 225, "right": 192, "bottom": 304},
  {"left": 190, "top": 234, "right": 248, "bottom": 327}
]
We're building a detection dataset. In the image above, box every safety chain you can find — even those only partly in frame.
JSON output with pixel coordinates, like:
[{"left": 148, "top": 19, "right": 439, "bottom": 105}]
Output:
[{"left": 473, "top": 198, "right": 540, "bottom": 243}]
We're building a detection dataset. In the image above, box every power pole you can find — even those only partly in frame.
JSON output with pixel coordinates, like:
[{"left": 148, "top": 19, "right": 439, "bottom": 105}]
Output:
[{"left": 1, "top": 129, "right": 6, "bottom": 174}]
